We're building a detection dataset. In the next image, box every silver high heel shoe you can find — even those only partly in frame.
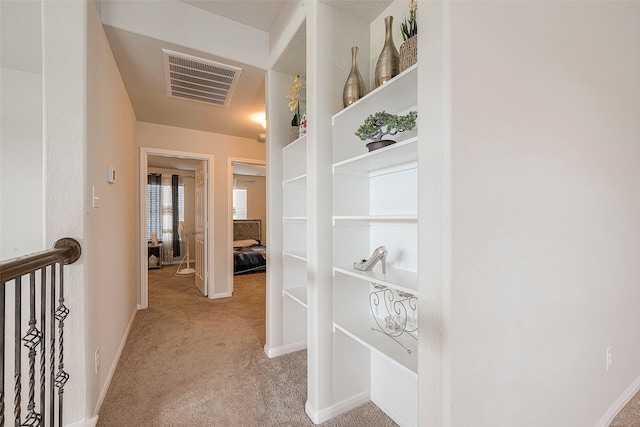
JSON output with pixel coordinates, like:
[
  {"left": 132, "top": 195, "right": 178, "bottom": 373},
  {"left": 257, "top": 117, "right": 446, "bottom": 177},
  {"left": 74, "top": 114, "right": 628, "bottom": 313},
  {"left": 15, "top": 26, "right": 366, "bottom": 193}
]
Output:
[{"left": 353, "top": 246, "right": 388, "bottom": 274}]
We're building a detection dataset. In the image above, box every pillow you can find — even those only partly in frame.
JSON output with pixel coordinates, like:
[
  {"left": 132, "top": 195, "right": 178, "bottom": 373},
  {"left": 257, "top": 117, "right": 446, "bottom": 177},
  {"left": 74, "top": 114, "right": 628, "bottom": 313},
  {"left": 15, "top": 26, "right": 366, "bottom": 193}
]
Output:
[{"left": 233, "top": 239, "right": 259, "bottom": 248}]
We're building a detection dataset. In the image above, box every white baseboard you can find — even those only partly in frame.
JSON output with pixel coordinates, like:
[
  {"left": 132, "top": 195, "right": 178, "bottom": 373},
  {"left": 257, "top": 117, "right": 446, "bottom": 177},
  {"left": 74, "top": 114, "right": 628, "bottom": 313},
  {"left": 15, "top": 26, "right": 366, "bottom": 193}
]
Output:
[
  {"left": 596, "top": 373, "right": 640, "bottom": 427},
  {"left": 209, "top": 291, "right": 232, "bottom": 299},
  {"left": 92, "top": 308, "right": 138, "bottom": 416},
  {"left": 67, "top": 415, "right": 98, "bottom": 427},
  {"left": 371, "top": 390, "right": 416, "bottom": 427},
  {"left": 305, "top": 391, "right": 370, "bottom": 424},
  {"left": 264, "top": 341, "right": 306, "bottom": 358}
]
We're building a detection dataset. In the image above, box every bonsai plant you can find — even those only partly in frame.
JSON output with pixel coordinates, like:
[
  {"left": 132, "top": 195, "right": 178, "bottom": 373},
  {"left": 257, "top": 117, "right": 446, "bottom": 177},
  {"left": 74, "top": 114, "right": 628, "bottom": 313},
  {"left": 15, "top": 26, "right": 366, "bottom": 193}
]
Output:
[{"left": 355, "top": 110, "right": 417, "bottom": 151}]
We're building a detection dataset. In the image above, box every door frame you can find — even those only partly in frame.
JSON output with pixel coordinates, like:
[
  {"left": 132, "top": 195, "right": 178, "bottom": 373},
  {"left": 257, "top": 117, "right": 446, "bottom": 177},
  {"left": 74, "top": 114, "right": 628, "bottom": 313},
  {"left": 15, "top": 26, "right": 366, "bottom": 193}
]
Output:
[
  {"left": 228, "top": 157, "right": 267, "bottom": 293},
  {"left": 139, "top": 146, "right": 215, "bottom": 309}
]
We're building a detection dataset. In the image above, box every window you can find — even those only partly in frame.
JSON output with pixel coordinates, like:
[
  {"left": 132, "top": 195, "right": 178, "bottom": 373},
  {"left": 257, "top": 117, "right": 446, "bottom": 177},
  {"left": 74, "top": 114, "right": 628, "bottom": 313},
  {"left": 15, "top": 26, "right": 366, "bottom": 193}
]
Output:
[
  {"left": 147, "top": 173, "right": 184, "bottom": 241},
  {"left": 233, "top": 188, "right": 247, "bottom": 219}
]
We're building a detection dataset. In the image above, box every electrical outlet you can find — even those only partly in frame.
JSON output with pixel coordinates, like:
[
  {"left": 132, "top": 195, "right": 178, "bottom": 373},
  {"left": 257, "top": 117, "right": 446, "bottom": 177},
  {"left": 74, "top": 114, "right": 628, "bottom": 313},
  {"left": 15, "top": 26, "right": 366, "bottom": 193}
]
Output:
[
  {"left": 606, "top": 346, "right": 613, "bottom": 371},
  {"left": 95, "top": 348, "right": 100, "bottom": 374}
]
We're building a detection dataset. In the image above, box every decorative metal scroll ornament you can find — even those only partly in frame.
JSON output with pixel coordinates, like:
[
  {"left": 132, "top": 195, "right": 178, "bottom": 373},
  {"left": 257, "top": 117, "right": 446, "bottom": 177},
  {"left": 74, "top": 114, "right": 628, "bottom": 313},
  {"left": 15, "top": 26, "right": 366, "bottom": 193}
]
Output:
[{"left": 370, "top": 283, "right": 418, "bottom": 353}]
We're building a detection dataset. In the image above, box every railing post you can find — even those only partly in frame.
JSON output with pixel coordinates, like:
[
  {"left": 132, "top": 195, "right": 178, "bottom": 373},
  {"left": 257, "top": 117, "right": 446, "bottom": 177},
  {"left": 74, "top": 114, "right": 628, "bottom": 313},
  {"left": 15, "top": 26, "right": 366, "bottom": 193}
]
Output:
[
  {"left": 14, "top": 276, "right": 22, "bottom": 427},
  {"left": 54, "top": 260, "right": 70, "bottom": 426},
  {"left": 40, "top": 268, "right": 47, "bottom": 425},
  {"left": 1, "top": 282, "right": 4, "bottom": 426},
  {"left": 22, "top": 271, "right": 43, "bottom": 426},
  {"left": 49, "top": 264, "right": 56, "bottom": 427}
]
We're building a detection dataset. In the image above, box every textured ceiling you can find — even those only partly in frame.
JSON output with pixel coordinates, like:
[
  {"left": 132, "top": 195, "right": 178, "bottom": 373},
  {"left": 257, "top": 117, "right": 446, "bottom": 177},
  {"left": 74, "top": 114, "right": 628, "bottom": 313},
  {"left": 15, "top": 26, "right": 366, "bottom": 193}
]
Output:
[
  {"left": 104, "top": 26, "right": 267, "bottom": 140},
  {"left": 272, "top": 21, "right": 307, "bottom": 78},
  {"left": 180, "top": 0, "right": 288, "bottom": 32},
  {"left": 322, "top": 0, "right": 393, "bottom": 24},
  {"left": 101, "top": 0, "right": 393, "bottom": 141}
]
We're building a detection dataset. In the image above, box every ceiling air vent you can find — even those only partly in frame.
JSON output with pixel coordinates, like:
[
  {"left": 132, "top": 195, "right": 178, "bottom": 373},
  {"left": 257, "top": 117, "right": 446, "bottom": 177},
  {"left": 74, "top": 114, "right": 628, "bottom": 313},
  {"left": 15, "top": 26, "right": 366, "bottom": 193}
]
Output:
[{"left": 162, "top": 49, "right": 242, "bottom": 107}]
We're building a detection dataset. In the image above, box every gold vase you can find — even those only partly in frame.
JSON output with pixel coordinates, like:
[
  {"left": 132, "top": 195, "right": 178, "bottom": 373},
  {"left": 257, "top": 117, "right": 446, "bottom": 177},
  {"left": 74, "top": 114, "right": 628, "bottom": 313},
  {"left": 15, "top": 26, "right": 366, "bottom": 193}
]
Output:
[
  {"left": 343, "top": 46, "right": 367, "bottom": 107},
  {"left": 374, "top": 16, "right": 400, "bottom": 87}
]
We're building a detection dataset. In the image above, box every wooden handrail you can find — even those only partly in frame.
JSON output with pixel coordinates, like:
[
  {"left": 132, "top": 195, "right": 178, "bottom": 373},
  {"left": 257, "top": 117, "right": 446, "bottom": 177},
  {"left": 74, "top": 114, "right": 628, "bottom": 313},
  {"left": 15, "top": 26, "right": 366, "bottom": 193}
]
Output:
[{"left": 0, "top": 238, "right": 81, "bottom": 283}]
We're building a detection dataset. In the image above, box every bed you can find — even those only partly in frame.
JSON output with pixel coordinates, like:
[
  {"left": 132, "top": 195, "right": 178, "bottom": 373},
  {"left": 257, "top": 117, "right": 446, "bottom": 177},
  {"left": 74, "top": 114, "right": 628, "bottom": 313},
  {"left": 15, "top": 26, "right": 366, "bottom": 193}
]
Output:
[{"left": 233, "top": 219, "right": 267, "bottom": 275}]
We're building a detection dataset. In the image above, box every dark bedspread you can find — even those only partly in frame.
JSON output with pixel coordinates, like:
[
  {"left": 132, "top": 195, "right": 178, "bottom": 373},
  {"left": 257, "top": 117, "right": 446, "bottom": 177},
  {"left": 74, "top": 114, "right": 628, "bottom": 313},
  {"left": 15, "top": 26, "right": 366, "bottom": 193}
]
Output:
[{"left": 233, "top": 244, "right": 266, "bottom": 275}]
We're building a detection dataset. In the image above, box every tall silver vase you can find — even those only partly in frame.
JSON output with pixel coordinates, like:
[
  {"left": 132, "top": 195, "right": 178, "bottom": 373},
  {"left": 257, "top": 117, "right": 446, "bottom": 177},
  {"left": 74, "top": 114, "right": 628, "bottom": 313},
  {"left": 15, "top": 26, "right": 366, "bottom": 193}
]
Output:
[
  {"left": 343, "top": 46, "right": 367, "bottom": 107},
  {"left": 374, "top": 16, "right": 400, "bottom": 87}
]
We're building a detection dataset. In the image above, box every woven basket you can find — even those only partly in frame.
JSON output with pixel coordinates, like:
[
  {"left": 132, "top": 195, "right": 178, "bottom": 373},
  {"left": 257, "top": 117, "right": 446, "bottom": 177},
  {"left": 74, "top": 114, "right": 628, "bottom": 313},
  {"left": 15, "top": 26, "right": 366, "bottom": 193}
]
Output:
[{"left": 399, "top": 35, "right": 417, "bottom": 72}]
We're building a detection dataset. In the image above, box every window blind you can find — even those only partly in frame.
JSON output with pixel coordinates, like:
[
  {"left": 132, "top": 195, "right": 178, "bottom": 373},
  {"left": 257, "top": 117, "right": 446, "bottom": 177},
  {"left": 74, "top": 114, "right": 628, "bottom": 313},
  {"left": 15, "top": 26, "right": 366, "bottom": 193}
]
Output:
[{"left": 233, "top": 188, "right": 247, "bottom": 220}]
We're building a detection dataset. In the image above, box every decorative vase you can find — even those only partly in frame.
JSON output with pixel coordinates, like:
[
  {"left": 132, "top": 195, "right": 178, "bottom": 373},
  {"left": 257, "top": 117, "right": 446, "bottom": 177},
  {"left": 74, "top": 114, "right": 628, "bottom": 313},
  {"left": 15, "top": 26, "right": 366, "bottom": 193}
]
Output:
[
  {"left": 343, "top": 46, "right": 367, "bottom": 107},
  {"left": 399, "top": 35, "right": 417, "bottom": 73},
  {"left": 290, "top": 126, "right": 299, "bottom": 142},
  {"left": 366, "top": 139, "right": 396, "bottom": 152},
  {"left": 374, "top": 16, "right": 400, "bottom": 87}
]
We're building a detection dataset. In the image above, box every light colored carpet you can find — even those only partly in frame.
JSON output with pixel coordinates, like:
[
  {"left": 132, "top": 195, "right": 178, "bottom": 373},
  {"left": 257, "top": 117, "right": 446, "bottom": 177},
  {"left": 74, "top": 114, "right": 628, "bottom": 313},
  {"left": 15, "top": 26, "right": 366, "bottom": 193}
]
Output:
[
  {"left": 611, "top": 391, "right": 640, "bottom": 427},
  {"left": 97, "top": 264, "right": 640, "bottom": 426},
  {"left": 97, "top": 265, "right": 397, "bottom": 426}
]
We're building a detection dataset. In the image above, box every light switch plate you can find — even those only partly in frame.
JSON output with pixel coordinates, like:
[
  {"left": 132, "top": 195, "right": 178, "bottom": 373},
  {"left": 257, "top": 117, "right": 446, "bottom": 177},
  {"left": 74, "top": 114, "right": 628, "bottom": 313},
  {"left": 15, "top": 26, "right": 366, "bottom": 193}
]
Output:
[
  {"left": 92, "top": 185, "right": 100, "bottom": 208},
  {"left": 107, "top": 165, "right": 116, "bottom": 184}
]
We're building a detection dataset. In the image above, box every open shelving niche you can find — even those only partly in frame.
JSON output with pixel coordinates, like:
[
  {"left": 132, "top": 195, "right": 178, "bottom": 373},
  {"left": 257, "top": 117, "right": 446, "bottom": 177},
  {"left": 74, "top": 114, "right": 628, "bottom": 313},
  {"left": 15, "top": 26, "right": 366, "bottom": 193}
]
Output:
[
  {"left": 331, "top": 63, "right": 419, "bottom": 426},
  {"left": 282, "top": 134, "right": 309, "bottom": 344}
]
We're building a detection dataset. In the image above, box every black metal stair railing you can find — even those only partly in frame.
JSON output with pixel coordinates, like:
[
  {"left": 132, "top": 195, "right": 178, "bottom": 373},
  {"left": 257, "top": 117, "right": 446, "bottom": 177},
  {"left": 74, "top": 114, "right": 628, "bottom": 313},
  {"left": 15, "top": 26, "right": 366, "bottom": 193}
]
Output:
[{"left": 0, "top": 238, "right": 81, "bottom": 427}]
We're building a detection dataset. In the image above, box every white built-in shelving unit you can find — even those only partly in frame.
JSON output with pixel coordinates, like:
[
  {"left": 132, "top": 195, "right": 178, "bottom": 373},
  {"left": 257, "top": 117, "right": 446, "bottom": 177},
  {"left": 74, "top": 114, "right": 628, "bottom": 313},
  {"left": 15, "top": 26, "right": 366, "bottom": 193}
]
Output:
[
  {"left": 282, "top": 134, "right": 309, "bottom": 318},
  {"left": 265, "top": 13, "right": 308, "bottom": 357},
  {"left": 267, "top": 1, "right": 419, "bottom": 426},
  {"left": 331, "top": 63, "right": 418, "bottom": 427}
]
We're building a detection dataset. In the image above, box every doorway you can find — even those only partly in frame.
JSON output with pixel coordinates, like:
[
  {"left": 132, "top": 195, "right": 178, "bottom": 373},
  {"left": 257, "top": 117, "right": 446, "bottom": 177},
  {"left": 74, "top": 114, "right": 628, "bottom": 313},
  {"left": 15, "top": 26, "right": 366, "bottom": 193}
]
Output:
[
  {"left": 228, "top": 158, "right": 267, "bottom": 292},
  {"left": 139, "top": 147, "right": 215, "bottom": 309}
]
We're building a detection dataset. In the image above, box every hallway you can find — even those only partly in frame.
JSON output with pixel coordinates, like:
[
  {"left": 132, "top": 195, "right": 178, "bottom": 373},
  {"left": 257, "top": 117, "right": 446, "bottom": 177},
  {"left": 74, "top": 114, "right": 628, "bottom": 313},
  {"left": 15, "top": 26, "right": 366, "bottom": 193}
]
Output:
[{"left": 97, "top": 265, "right": 395, "bottom": 426}]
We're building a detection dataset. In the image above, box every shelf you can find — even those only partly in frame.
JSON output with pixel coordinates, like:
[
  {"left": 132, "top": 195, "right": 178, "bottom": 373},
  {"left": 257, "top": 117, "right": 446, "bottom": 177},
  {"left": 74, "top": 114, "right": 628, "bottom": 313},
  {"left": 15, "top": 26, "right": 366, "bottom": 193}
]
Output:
[
  {"left": 283, "top": 174, "right": 307, "bottom": 188},
  {"left": 284, "top": 250, "right": 307, "bottom": 261},
  {"left": 332, "top": 65, "right": 417, "bottom": 129},
  {"left": 284, "top": 286, "right": 307, "bottom": 308},
  {"left": 333, "top": 214, "right": 417, "bottom": 223},
  {"left": 333, "top": 265, "right": 418, "bottom": 295},
  {"left": 333, "top": 313, "right": 417, "bottom": 377},
  {"left": 283, "top": 134, "right": 307, "bottom": 154},
  {"left": 283, "top": 216, "right": 307, "bottom": 223},
  {"left": 333, "top": 137, "right": 417, "bottom": 176}
]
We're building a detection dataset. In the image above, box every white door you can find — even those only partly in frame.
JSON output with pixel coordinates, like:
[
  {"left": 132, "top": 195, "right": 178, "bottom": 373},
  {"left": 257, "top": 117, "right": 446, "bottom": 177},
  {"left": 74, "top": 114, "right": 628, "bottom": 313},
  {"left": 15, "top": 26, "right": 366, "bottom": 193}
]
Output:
[{"left": 195, "top": 161, "right": 207, "bottom": 295}]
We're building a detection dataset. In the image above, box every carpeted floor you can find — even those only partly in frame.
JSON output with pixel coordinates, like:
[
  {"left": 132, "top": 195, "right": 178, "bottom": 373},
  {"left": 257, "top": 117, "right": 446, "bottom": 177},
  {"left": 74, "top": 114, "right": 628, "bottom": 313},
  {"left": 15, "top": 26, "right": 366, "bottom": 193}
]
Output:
[
  {"left": 96, "top": 264, "right": 640, "bottom": 426},
  {"left": 97, "top": 264, "right": 397, "bottom": 426},
  {"left": 611, "top": 392, "right": 640, "bottom": 427}
]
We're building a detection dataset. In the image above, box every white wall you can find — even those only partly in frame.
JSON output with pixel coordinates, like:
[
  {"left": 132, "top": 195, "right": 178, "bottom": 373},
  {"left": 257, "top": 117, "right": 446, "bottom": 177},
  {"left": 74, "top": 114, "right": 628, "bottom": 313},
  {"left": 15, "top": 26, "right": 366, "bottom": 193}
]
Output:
[
  {"left": 86, "top": 0, "right": 138, "bottom": 417},
  {"left": 420, "top": 2, "right": 640, "bottom": 426},
  {"left": 137, "top": 122, "right": 266, "bottom": 297},
  {"left": 42, "top": 0, "right": 88, "bottom": 423},
  {"left": 0, "top": 68, "right": 43, "bottom": 259}
]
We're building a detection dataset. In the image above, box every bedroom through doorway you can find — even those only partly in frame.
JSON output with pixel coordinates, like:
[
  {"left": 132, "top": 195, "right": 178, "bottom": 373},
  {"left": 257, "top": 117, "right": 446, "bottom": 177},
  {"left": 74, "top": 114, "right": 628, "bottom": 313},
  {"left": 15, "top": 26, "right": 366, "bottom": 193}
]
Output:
[
  {"left": 139, "top": 147, "right": 215, "bottom": 308},
  {"left": 230, "top": 160, "right": 267, "bottom": 289}
]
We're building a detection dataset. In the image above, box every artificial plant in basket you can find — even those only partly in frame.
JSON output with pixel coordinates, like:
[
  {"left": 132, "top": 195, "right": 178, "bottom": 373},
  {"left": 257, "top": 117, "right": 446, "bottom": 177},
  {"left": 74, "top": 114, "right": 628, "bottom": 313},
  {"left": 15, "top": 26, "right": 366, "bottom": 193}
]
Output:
[
  {"left": 399, "top": 0, "right": 418, "bottom": 72},
  {"left": 401, "top": 0, "right": 417, "bottom": 42}
]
